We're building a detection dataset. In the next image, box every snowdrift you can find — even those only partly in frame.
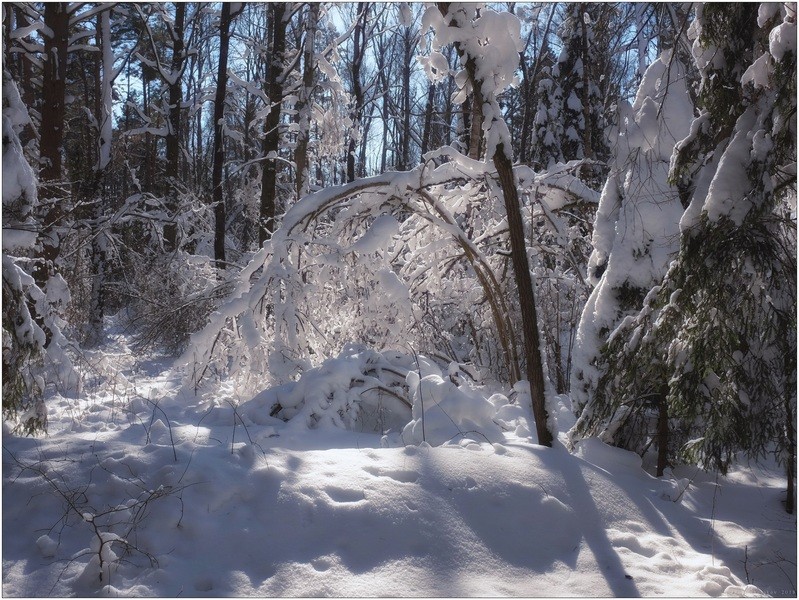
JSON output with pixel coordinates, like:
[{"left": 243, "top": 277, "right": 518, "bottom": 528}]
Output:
[{"left": 2, "top": 335, "right": 795, "bottom": 597}]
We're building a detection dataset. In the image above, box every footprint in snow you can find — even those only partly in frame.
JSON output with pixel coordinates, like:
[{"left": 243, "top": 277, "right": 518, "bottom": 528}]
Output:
[
  {"left": 362, "top": 465, "right": 419, "bottom": 483},
  {"left": 323, "top": 486, "right": 366, "bottom": 504},
  {"left": 194, "top": 577, "right": 214, "bottom": 592},
  {"left": 311, "top": 557, "right": 332, "bottom": 572}
]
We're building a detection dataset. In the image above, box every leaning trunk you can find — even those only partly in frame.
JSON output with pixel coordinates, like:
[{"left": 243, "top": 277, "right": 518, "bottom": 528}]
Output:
[
  {"left": 494, "top": 147, "right": 553, "bottom": 447},
  {"left": 437, "top": 1, "right": 553, "bottom": 447}
]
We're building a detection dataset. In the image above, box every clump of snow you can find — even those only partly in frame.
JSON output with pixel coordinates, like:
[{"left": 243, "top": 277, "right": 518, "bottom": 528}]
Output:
[
  {"left": 421, "top": 4, "right": 523, "bottom": 159},
  {"left": 347, "top": 214, "right": 400, "bottom": 254},
  {"left": 35, "top": 535, "right": 58, "bottom": 558},
  {"left": 399, "top": 367, "right": 505, "bottom": 446}
]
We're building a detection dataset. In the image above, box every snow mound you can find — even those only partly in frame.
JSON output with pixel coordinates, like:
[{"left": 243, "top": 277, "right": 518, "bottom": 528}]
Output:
[{"left": 239, "top": 346, "right": 528, "bottom": 449}]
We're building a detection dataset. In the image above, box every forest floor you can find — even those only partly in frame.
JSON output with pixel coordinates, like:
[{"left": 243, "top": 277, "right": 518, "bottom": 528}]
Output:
[{"left": 2, "top": 318, "right": 796, "bottom": 597}]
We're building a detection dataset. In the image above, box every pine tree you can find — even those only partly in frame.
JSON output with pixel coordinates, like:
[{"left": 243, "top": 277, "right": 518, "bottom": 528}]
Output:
[
  {"left": 531, "top": 64, "right": 564, "bottom": 170},
  {"left": 572, "top": 4, "right": 797, "bottom": 512},
  {"left": 2, "top": 72, "right": 47, "bottom": 433},
  {"left": 570, "top": 51, "right": 694, "bottom": 421},
  {"left": 552, "top": 3, "right": 606, "bottom": 177}
]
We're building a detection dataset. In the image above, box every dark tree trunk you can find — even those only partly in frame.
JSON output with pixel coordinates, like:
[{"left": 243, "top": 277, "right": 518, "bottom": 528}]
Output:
[
  {"left": 33, "top": 2, "right": 70, "bottom": 346},
  {"left": 294, "top": 3, "right": 318, "bottom": 200},
  {"left": 467, "top": 86, "right": 483, "bottom": 160},
  {"left": 377, "top": 55, "right": 389, "bottom": 172},
  {"left": 211, "top": 2, "right": 239, "bottom": 269},
  {"left": 656, "top": 389, "right": 670, "bottom": 477},
  {"left": 163, "top": 2, "right": 186, "bottom": 251},
  {"left": 420, "top": 81, "right": 435, "bottom": 158},
  {"left": 579, "top": 3, "right": 594, "bottom": 179},
  {"left": 518, "top": 56, "right": 533, "bottom": 165},
  {"left": 346, "top": 3, "right": 368, "bottom": 183},
  {"left": 398, "top": 28, "right": 412, "bottom": 171},
  {"left": 438, "top": 1, "right": 553, "bottom": 447},
  {"left": 786, "top": 376, "right": 796, "bottom": 514},
  {"left": 259, "top": 3, "right": 287, "bottom": 245},
  {"left": 494, "top": 147, "right": 553, "bottom": 447},
  {"left": 39, "top": 3, "right": 69, "bottom": 185}
]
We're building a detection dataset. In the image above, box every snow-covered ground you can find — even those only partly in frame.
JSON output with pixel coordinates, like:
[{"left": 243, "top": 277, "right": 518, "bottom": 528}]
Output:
[{"left": 3, "top": 322, "right": 796, "bottom": 597}]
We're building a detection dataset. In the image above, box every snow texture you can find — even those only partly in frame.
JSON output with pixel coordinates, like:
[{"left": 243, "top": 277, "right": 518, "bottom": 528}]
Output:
[{"left": 2, "top": 318, "right": 794, "bottom": 597}]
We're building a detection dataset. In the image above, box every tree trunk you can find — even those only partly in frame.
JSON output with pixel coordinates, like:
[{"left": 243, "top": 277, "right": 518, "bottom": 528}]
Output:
[
  {"left": 164, "top": 2, "right": 186, "bottom": 251},
  {"left": 438, "top": 1, "right": 552, "bottom": 446},
  {"left": 785, "top": 370, "right": 796, "bottom": 514},
  {"left": 259, "top": 3, "right": 287, "bottom": 245},
  {"left": 39, "top": 3, "right": 68, "bottom": 184},
  {"left": 494, "top": 147, "right": 553, "bottom": 447},
  {"left": 580, "top": 4, "right": 591, "bottom": 157},
  {"left": 211, "top": 3, "right": 238, "bottom": 269},
  {"left": 33, "top": 2, "right": 70, "bottom": 346},
  {"left": 467, "top": 86, "right": 483, "bottom": 160},
  {"left": 86, "top": 9, "right": 114, "bottom": 346},
  {"left": 294, "top": 3, "right": 318, "bottom": 201},
  {"left": 398, "top": 27, "right": 412, "bottom": 170},
  {"left": 656, "top": 388, "right": 670, "bottom": 477},
  {"left": 518, "top": 56, "right": 533, "bottom": 165},
  {"left": 346, "top": 3, "right": 368, "bottom": 183},
  {"left": 420, "top": 81, "right": 435, "bottom": 157}
]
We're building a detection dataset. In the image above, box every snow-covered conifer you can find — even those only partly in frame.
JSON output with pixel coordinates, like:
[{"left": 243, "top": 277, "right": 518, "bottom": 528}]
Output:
[
  {"left": 531, "top": 65, "right": 564, "bottom": 170},
  {"left": 572, "top": 4, "right": 797, "bottom": 510},
  {"left": 552, "top": 3, "right": 606, "bottom": 175},
  {"left": 2, "top": 72, "right": 47, "bottom": 432},
  {"left": 570, "top": 50, "right": 694, "bottom": 419}
]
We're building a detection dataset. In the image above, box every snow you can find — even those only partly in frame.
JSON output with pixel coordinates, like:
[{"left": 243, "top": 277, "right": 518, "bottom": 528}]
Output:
[
  {"left": 2, "top": 317, "right": 795, "bottom": 597},
  {"left": 703, "top": 105, "right": 761, "bottom": 226},
  {"left": 571, "top": 50, "right": 694, "bottom": 412},
  {"left": 348, "top": 214, "right": 400, "bottom": 254},
  {"left": 2, "top": 75, "right": 38, "bottom": 251},
  {"left": 768, "top": 7, "right": 797, "bottom": 62},
  {"left": 422, "top": 4, "right": 523, "bottom": 159}
]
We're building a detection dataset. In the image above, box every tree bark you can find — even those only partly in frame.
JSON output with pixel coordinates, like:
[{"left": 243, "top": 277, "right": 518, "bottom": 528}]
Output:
[
  {"left": 438, "top": 1, "right": 553, "bottom": 446},
  {"left": 579, "top": 3, "right": 594, "bottom": 176},
  {"left": 494, "top": 147, "right": 553, "bottom": 447},
  {"left": 398, "top": 26, "right": 412, "bottom": 170},
  {"left": 294, "top": 3, "right": 318, "bottom": 201},
  {"left": 656, "top": 388, "right": 670, "bottom": 477},
  {"left": 86, "top": 9, "right": 114, "bottom": 346},
  {"left": 39, "top": 3, "right": 69, "bottom": 184},
  {"left": 785, "top": 365, "right": 796, "bottom": 514},
  {"left": 420, "top": 81, "right": 435, "bottom": 157},
  {"left": 346, "top": 3, "right": 368, "bottom": 182},
  {"left": 211, "top": 3, "right": 239, "bottom": 268},
  {"left": 259, "top": 3, "right": 287, "bottom": 245},
  {"left": 163, "top": 2, "right": 186, "bottom": 251},
  {"left": 33, "top": 2, "right": 70, "bottom": 346}
]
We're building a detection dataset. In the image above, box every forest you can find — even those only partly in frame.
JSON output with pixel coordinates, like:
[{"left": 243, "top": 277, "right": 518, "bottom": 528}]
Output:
[{"left": 2, "top": 2, "right": 797, "bottom": 597}]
